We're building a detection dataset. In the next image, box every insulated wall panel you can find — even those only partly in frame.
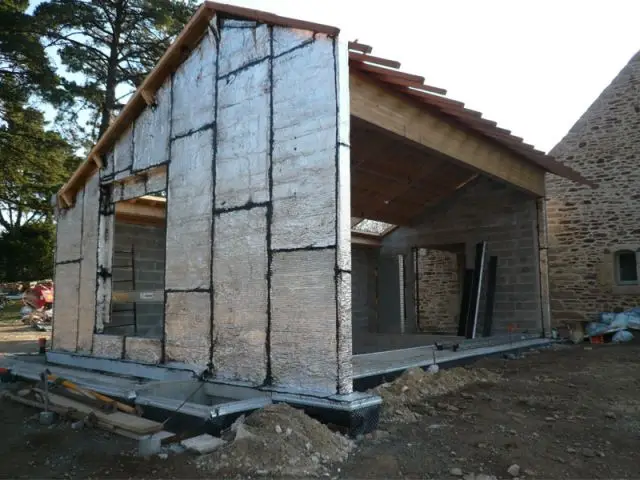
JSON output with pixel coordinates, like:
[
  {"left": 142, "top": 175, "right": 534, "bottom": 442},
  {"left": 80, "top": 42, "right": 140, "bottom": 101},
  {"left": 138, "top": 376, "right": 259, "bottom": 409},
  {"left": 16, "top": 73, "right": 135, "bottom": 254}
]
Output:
[
  {"left": 165, "top": 130, "right": 213, "bottom": 290},
  {"left": 52, "top": 262, "right": 80, "bottom": 352},
  {"left": 133, "top": 77, "right": 171, "bottom": 171},
  {"left": 165, "top": 292, "right": 210, "bottom": 366},
  {"left": 270, "top": 249, "right": 338, "bottom": 394},
  {"left": 271, "top": 39, "right": 338, "bottom": 250},
  {"left": 218, "top": 23, "right": 269, "bottom": 77},
  {"left": 77, "top": 175, "right": 100, "bottom": 352},
  {"left": 56, "top": 189, "right": 84, "bottom": 263},
  {"left": 92, "top": 334, "right": 123, "bottom": 359},
  {"left": 172, "top": 32, "right": 216, "bottom": 138},
  {"left": 215, "top": 60, "right": 270, "bottom": 209},
  {"left": 272, "top": 26, "right": 316, "bottom": 56},
  {"left": 212, "top": 207, "right": 268, "bottom": 384},
  {"left": 125, "top": 337, "right": 162, "bottom": 364},
  {"left": 336, "top": 270, "right": 353, "bottom": 394},
  {"left": 114, "top": 125, "right": 134, "bottom": 174}
]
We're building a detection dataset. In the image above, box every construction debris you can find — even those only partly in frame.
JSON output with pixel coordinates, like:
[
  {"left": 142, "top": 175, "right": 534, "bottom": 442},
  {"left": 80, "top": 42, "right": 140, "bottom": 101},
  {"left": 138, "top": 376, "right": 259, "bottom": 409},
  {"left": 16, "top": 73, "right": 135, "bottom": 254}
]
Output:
[
  {"left": 1, "top": 375, "right": 164, "bottom": 440},
  {"left": 373, "top": 366, "right": 501, "bottom": 423},
  {"left": 180, "top": 434, "right": 226, "bottom": 454},
  {"left": 198, "top": 403, "right": 353, "bottom": 477}
]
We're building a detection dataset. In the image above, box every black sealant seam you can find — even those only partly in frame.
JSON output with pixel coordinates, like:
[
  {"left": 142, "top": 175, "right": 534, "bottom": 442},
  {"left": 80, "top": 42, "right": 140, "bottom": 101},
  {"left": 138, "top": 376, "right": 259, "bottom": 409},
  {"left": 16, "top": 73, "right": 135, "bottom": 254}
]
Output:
[
  {"left": 161, "top": 72, "right": 175, "bottom": 364},
  {"left": 56, "top": 258, "right": 83, "bottom": 266},
  {"left": 271, "top": 245, "right": 336, "bottom": 254},
  {"left": 273, "top": 36, "right": 317, "bottom": 60},
  {"left": 170, "top": 121, "right": 216, "bottom": 142},
  {"left": 214, "top": 201, "right": 269, "bottom": 216},
  {"left": 209, "top": 28, "right": 221, "bottom": 371},
  {"left": 217, "top": 34, "right": 317, "bottom": 85},
  {"left": 264, "top": 24, "right": 275, "bottom": 387},
  {"left": 218, "top": 55, "right": 270, "bottom": 82}
]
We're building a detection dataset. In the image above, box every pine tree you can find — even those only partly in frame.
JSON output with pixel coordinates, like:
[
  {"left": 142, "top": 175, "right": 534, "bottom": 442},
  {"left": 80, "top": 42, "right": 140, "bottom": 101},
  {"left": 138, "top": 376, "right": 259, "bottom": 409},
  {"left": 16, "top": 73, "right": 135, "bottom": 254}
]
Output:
[
  {"left": 35, "top": 0, "right": 198, "bottom": 141},
  {"left": 0, "top": 0, "right": 59, "bottom": 122}
]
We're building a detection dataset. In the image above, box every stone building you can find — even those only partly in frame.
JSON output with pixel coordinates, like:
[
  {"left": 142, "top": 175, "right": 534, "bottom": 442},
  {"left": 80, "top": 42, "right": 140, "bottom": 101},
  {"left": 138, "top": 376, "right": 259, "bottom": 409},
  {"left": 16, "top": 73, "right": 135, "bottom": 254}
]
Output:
[
  {"left": 547, "top": 50, "right": 640, "bottom": 326},
  {"left": 50, "top": 2, "right": 589, "bottom": 408}
]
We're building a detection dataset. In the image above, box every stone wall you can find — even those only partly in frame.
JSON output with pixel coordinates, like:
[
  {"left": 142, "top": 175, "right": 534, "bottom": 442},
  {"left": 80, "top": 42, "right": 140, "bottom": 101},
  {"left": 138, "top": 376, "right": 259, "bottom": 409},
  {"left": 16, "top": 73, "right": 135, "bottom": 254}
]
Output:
[
  {"left": 416, "top": 248, "right": 460, "bottom": 333},
  {"left": 383, "top": 176, "right": 542, "bottom": 336},
  {"left": 546, "top": 51, "right": 640, "bottom": 325}
]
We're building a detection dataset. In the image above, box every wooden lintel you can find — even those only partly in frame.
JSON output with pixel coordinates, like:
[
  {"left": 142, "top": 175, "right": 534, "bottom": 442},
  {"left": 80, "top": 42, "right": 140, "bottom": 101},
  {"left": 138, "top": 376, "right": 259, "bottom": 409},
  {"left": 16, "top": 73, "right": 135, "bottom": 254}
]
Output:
[
  {"left": 351, "top": 232, "right": 381, "bottom": 247},
  {"left": 115, "top": 201, "right": 165, "bottom": 223},
  {"left": 349, "top": 72, "right": 546, "bottom": 196}
]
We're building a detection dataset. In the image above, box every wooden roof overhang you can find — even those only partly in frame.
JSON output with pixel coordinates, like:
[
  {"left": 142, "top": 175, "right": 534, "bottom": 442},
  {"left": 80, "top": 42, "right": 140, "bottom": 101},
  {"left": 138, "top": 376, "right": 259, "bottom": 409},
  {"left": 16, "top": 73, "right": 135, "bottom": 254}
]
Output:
[{"left": 57, "top": 1, "right": 594, "bottom": 228}]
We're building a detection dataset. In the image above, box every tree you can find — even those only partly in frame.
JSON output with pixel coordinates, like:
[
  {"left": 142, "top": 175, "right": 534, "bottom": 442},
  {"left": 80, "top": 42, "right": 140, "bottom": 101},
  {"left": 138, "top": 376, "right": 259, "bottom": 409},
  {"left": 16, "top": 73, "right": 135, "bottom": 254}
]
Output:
[
  {"left": 0, "top": 222, "right": 56, "bottom": 282},
  {"left": 35, "top": 0, "right": 197, "bottom": 141},
  {"left": 0, "top": 100, "right": 79, "bottom": 231},
  {"left": 0, "top": 1, "right": 61, "bottom": 122}
]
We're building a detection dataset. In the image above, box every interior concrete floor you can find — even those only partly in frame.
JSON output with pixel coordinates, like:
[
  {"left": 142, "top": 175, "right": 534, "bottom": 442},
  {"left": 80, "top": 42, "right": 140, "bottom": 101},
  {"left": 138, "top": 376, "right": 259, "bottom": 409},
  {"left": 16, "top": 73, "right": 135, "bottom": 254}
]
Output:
[{"left": 352, "top": 332, "right": 463, "bottom": 354}]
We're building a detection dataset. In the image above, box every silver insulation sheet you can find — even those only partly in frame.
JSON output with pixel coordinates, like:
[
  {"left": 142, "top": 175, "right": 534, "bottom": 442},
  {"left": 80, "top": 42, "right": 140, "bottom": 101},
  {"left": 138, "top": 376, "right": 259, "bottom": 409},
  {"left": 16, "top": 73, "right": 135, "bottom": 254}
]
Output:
[
  {"left": 216, "top": 40, "right": 270, "bottom": 209},
  {"left": 271, "top": 37, "right": 337, "bottom": 250},
  {"left": 218, "top": 23, "right": 269, "bottom": 77},
  {"left": 77, "top": 175, "right": 100, "bottom": 353},
  {"left": 52, "top": 262, "right": 80, "bottom": 352},
  {"left": 335, "top": 39, "right": 352, "bottom": 272},
  {"left": 165, "top": 130, "right": 213, "bottom": 290},
  {"left": 56, "top": 189, "right": 84, "bottom": 263},
  {"left": 133, "top": 77, "right": 171, "bottom": 171},
  {"left": 125, "top": 337, "right": 162, "bottom": 364},
  {"left": 336, "top": 270, "right": 353, "bottom": 393},
  {"left": 92, "top": 334, "right": 123, "bottom": 359},
  {"left": 213, "top": 207, "right": 268, "bottom": 385},
  {"left": 165, "top": 292, "right": 211, "bottom": 365},
  {"left": 114, "top": 125, "right": 134, "bottom": 174},
  {"left": 172, "top": 32, "right": 216, "bottom": 138},
  {"left": 270, "top": 249, "right": 338, "bottom": 394},
  {"left": 272, "top": 26, "right": 315, "bottom": 56}
]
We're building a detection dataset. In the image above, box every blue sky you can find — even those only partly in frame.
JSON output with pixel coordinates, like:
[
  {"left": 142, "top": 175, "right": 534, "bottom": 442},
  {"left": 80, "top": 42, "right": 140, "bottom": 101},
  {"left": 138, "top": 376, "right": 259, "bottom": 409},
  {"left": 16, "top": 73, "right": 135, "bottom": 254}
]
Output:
[{"left": 31, "top": 0, "right": 640, "bottom": 153}]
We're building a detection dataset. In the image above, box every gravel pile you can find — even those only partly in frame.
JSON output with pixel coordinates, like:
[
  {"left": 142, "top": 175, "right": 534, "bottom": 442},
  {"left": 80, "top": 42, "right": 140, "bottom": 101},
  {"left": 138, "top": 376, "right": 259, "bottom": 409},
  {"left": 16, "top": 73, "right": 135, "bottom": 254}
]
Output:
[
  {"left": 198, "top": 403, "right": 353, "bottom": 477},
  {"left": 374, "top": 366, "right": 501, "bottom": 423}
]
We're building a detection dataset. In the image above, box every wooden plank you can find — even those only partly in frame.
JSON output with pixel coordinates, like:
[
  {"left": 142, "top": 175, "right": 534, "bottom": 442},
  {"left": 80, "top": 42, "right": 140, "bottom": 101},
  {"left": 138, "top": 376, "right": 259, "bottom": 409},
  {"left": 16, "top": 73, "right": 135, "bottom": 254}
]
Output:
[
  {"left": 348, "top": 41, "right": 373, "bottom": 53},
  {"left": 350, "top": 61, "right": 425, "bottom": 84},
  {"left": 348, "top": 51, "right": 401, "bottom": 69},
  {"left": 349, "top": 72, "right": 546, "bottom": 196},
  {"left": 46, "top": 392, "right": 163, "bottom": 434},
  {"left": 115, "top": 201, "right": 166, "bottom": 221},
  {"left": 370, "top": 73, "right": 447, "bottom": 95}
]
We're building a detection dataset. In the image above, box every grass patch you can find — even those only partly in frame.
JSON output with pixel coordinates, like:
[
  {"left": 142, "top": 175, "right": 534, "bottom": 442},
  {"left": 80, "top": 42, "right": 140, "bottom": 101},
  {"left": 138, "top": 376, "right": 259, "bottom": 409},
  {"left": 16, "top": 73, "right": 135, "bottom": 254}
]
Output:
[{"left": 0, "top": 300, "right": 22, "bottom": 323}]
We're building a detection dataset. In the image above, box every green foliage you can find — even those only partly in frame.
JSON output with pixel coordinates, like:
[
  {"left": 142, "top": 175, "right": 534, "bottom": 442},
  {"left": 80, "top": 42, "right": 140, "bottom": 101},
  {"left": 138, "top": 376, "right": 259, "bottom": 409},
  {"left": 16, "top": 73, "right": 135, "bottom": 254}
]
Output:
[
  {"left": 35, "top": 0, "right": 198, "bottom": 140},
  {"left": 0, "top": 221, "right": 56, "bottom": 282},
  {"left": 0, "top": 100, "right": 79, "bottom": 230},
  {"left": 0, "top": 0, "right": 61, "bottom": 119}
]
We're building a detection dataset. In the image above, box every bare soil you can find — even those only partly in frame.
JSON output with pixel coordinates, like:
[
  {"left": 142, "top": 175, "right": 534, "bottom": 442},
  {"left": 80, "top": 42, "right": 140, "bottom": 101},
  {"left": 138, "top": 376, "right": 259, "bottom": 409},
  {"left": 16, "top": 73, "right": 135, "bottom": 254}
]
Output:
[{"left": 1, "top": 341, "right": 639, "bottom": 479}]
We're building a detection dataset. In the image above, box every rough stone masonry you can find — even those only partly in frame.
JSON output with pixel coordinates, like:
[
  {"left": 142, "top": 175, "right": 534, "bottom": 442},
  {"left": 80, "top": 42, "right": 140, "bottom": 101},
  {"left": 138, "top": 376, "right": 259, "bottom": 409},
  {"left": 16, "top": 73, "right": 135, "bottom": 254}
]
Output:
[{"left": 547, "top": 50, "right": 640, "bottom": 325}]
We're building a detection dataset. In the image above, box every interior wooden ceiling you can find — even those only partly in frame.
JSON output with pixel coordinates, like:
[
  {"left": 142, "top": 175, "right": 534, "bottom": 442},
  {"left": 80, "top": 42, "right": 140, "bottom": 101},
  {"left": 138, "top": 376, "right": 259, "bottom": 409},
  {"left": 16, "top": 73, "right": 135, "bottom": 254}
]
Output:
[{"left": 351, "top": 116, "right": 478, "bottom": 226}]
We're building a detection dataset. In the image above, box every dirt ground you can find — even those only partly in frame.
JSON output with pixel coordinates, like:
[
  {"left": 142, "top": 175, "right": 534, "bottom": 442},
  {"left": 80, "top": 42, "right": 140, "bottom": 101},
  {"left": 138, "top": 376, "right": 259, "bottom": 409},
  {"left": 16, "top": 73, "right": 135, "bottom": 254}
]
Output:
[
  {"left": 0, "top": 300, "right": 50, "bottom": 355},
  {"left": 1, "top": 341, "right": 639, "bottom": 479}
]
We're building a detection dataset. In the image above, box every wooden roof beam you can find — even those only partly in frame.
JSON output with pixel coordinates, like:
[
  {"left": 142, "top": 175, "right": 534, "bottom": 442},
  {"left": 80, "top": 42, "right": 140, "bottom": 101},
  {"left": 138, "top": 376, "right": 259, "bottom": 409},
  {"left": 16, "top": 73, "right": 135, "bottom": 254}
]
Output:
[{"left": 349, "top": 71, "right": 547, "bottom": 196}]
